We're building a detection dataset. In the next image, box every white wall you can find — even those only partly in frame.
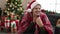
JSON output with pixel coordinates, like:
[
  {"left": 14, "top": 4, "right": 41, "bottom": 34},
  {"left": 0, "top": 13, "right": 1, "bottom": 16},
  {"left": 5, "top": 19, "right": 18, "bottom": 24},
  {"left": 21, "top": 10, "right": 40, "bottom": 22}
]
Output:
[
  {"left": 22, "top": 0, "right": 32, "bottom": 10},
  {"left": 0, "top": 0, "right": 32, "bottom": 10},
  {"left": 36, "top": 0, "right": 60, "bottom": 13},
  {"left": 0, "top": 0, "right": 6, "bottom": 9}
]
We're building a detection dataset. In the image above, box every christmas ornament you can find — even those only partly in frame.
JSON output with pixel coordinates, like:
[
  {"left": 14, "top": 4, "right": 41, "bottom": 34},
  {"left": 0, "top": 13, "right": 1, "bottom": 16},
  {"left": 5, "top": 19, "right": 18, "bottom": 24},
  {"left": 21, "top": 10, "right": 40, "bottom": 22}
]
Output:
[
  {"left": 17, "top": 8, "right": 20, "bottom": 11},
  {"left": 12, "top": 8, "right": 14, "bottom": 10},
  {"left": 15, "top": 2, "right": 17, "bottom": 4},
  {"left": 5, "top": 10, "right": 7, "bottom": 12},
  {"left": 8, "top": 3, "right": 10, "bottom": 5},
  {"left": 14, "top": 6, "right": 17, "bottom": 8},
  {"left": 8, "top": 8, "right": 10, "bottom": 10},
  {"left": 10, "top": 4, "right": 12, "bottom": 7},
  {"left": 13, "top": 11, "right": 15, "bottom": 13},
  {"left": 20, "top": 4, "right": 23, "bottom": 6},
  {"left": 20, "top": 7, "right": 22, "bottom": 11}
]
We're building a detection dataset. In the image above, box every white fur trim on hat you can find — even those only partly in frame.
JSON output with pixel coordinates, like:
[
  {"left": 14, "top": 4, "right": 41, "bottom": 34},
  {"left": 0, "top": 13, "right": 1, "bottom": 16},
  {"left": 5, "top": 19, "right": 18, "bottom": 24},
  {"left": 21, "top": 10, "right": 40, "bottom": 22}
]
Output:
[
  {"left": 27, "top": 2, "right": 40, "bottom": 12},
  {"left": 31, "top": 2, "right": 40, "bottom": 10},
  {"left": 26, "top": 9, "right": 31, "bottom": 12}
]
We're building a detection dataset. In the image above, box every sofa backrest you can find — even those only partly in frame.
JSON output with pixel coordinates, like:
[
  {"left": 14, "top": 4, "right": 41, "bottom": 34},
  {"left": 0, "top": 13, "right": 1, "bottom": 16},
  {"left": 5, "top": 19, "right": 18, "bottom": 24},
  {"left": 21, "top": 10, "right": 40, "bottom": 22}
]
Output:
[{"left": 46, "top": 13, "right": 60, "bottom": 27}]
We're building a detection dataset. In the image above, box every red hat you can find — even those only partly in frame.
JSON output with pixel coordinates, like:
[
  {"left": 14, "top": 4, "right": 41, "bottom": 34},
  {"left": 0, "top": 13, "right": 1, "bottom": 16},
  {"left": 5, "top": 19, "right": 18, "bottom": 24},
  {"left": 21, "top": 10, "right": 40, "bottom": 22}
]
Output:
[
  {"left": 27, "top": 1, "right": 35, "bottom": 9},
  {"left": 26, "top": 1, "right": 40, "bottom": 12}
]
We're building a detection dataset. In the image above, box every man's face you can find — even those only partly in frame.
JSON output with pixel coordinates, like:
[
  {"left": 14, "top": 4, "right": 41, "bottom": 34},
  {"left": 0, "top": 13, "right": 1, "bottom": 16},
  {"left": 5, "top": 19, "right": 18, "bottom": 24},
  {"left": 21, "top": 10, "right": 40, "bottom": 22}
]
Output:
[{"left": 32, "top": 4, "right": 41, "bottom": 16}]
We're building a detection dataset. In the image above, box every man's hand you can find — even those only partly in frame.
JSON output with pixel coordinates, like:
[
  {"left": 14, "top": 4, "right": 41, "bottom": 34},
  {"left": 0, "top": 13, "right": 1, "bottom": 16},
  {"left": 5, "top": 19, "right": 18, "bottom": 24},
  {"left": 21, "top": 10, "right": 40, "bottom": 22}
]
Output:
[{"left": 36, "top": 17, "right": 44, "bottom": 27}]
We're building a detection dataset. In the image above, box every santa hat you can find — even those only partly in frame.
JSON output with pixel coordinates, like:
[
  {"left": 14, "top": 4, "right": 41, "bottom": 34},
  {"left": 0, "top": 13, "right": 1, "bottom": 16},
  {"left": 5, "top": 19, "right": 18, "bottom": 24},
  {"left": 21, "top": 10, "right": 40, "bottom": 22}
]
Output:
[{"left": 27, "top": 1, "right": 40, "bottom": 12}]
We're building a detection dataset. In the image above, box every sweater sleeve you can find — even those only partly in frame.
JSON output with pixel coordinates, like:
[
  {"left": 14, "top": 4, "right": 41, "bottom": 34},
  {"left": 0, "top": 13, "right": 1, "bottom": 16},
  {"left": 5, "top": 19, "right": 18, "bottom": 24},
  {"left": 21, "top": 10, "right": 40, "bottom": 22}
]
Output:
[
  {"left": 39, "top": 26, "right": 48, "bottom": 34},
  {"left": 42, "top": 13, "right": 53, "bottom": 34},
  {"left": 18, "top": 13, "right": 30, "bottom": 34}
]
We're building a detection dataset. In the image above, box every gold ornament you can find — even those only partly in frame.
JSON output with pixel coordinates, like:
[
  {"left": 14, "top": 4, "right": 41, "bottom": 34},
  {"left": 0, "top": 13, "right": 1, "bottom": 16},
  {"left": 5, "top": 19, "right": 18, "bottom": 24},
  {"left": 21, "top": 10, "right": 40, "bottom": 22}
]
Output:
[
  {"left": 17, "top": 8, "right": 20, "bottom": 11},
  {"left": 5, "top": 10, "right": 7, "bottom": 12},
  {"left": 10, "top": 4, "right": 12, "bottom": 7},
  {"left": 8, "top": 8, "right": 10, "bottom": 10},
  {"left": 20, "top": 4, "right": 23, "bottom": 6},
  {"left": 14, "top": 6, "right": 17, "bottom": 8},
  {"left": 20, "top": 8, "right": 22, "bottom": 11},
  {"left": 12, "top": 8, "right": 14, "bottom": 10},
  {"left": 13, "top": 11, "right": 15, "bottom": 13},
  {"left": 15, "top": 2, "right": 17, "bottom": 4},
  {"left": 8, "top": 3, "right": 10, "bottom": 5}
]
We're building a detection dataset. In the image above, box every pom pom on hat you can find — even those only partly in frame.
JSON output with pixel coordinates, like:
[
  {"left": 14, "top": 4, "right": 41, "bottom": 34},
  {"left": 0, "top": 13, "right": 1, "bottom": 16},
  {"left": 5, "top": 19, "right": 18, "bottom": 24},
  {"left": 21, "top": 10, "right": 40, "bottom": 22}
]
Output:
[{"left": 26, "top": 8, "right": 31, "bottom": 12}]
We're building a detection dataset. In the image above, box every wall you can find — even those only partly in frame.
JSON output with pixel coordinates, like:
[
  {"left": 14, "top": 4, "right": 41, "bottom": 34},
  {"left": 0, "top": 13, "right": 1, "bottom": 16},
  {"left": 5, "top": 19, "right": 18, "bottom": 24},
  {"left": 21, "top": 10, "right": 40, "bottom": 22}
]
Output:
[
  {"left": 0, "top": 0, "right": 6, "bottom": 9},
  {"left": 22, "top": 0, "right": 32, "bottom": 10},
  {"left": 0, "top": 0, "right": 32, "bottom": 10}
]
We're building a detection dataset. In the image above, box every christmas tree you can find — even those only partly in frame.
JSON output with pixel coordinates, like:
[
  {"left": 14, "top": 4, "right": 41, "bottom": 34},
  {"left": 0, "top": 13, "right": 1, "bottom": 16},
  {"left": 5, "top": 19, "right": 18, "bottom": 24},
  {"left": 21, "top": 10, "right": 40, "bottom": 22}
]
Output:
[
  {"left": 4, "top": 0, "right": 24, "bottom": 33},
  {"left": 5, "top": 0, "right": 24, "bottom": 16}
]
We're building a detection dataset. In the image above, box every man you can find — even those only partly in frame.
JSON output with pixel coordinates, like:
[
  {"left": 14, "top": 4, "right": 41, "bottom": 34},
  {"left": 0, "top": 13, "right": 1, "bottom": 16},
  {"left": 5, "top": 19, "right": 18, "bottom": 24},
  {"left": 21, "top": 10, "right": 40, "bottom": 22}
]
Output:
[{"left": 18, "top": 1, "right": 53, "bottom": 34}]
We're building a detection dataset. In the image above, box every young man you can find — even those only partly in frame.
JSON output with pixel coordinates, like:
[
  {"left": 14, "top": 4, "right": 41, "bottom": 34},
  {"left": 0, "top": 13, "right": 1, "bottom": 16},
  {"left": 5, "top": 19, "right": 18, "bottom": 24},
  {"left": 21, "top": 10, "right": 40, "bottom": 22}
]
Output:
[{"left": 18, "top": 1, "right": 53, "bottom": 34}]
